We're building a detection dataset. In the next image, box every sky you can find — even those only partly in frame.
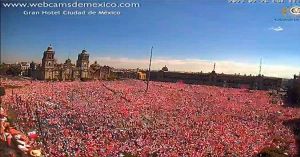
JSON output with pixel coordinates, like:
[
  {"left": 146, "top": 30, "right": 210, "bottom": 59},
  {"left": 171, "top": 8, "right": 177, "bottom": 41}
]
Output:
[{"left": 1, "top": 0, "right": 300, "bottom": 78}]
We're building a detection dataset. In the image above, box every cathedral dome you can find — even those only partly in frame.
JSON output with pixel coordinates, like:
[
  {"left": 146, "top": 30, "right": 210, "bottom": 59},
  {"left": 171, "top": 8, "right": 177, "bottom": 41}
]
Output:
[
  {"left": 82, "top": 49, "right": 87, "bottom": 54},
  {"left": 65, "top": 58, "right": 71, "bottom": 63},
  {"left": 162, "top": 65, "right": 168, "bottom": 71},
  {"left": 47, "top": 44, "right": 54, "bottom": 51}
]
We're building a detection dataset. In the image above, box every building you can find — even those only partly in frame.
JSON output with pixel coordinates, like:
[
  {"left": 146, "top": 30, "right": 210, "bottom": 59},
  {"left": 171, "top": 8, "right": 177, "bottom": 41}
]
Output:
[
  {"left": 161, "top": 65, "right": 168, "bottom": 72},
  {"left": 76, "top": 50, "right": 90, "bottom": 79},
  {"left": 89, "top": 61, "right": 112, "bottom": 80},
  {"left": 30, "top": 45, "right": 112, "bottom": 81},
  {"left": 19, "top": 62, "right": 30, "bottom": 76},
  {"left": 147, "top": 65, "right": 283, "bottom": 90},
  {"left": 41, "top": 45, "right": 56, "bottom": 80},
  {"left": 113, "top": 69, "right": 140, "bottom": 80},
  {"left": 137, "top": 71, "right": 147, "bottom": 80},
  {"left": 293, "top": 74, "right": 300, "bottom": 87},
  {"left": 59, "top": 58, "right": 80, "bottom": 81},
  {"left": 29, "top": 45, "right": 286, "bottom": 90}
]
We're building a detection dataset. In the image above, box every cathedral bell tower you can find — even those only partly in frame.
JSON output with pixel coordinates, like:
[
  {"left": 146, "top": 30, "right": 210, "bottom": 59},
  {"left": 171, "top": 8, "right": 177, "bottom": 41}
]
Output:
[
  {"left": 76, "top": 49, "right": 90, "bottom": 79},
  {"left": 42, "top": 45, "right": 55, "bottom": 80}
]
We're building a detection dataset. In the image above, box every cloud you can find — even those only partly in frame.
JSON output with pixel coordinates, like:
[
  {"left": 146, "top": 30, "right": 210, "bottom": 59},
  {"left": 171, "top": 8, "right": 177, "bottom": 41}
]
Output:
[
  {"left": 92, "top": 57, "right": 299, "bottom": 78},
  {"left": 269, "top": 26, "right": 284, "bottom": 32}
]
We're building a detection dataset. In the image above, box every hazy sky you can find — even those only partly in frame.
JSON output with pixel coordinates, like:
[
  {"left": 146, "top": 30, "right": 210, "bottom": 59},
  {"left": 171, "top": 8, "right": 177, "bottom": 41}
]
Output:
[{"left": 1, "top": 0, "right": 299, "bottom": 78}]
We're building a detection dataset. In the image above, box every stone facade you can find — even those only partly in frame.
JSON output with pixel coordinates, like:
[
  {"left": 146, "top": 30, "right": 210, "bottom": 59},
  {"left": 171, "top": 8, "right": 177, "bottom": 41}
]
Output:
[
  {"left": 76, "top": 50, "right": 89, "bottom": 79},
  {"left": 89, "top": 61, "right": 112, "bottom": 80},
  {"left": 147, "top": 66, "right": 283, "bottom": 90},
  {"left": 30, "top": 45, "right": 112, "bottom": 81},
  {"left": 41, "top": 46, "right": 56, "bottom": 80}
]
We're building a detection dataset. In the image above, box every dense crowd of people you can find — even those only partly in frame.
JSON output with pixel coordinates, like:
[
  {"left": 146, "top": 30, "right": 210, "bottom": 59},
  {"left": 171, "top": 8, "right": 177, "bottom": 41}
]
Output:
[
  {"left": 0, "top": 95, "right": 42, "bottom": 156},
  {"left": 1, "top": 79, "right": 299, "bottom": 156}
]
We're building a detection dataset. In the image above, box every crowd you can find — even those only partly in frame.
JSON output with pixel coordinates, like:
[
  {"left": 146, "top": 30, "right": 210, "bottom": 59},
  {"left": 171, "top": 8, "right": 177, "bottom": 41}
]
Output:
[
  {"left": 1, "top": 79, "right": 299, "bottom": 157},
  {"left": 0, "top": 99, "right": 42, "bottom": 156}
]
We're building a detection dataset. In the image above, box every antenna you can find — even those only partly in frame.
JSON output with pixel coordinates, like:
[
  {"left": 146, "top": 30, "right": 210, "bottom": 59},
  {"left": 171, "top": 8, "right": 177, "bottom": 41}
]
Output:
[{"left": 259, "top": 58, "right": 262, "bottom": 76}]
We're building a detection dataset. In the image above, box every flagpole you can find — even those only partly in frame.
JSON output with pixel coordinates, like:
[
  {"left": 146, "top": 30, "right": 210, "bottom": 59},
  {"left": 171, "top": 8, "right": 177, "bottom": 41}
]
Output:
[{"left": 146, "top": 46, "right": 153, "bottom": 92}]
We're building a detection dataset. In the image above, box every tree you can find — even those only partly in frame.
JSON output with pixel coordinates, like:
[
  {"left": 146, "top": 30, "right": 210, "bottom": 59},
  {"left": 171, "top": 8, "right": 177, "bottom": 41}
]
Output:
[
  {"left": 0, "top": 63, "right": 9, "bottom": 75},
  {"left": 6, "top": 65, "right": 22, "bottom": 76}
]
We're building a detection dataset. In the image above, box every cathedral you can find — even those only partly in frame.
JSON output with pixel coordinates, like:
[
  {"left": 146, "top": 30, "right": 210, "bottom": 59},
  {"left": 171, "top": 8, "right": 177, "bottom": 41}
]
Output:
[{"left": 29, "top": 45, "right": 112, "bottom": 81}]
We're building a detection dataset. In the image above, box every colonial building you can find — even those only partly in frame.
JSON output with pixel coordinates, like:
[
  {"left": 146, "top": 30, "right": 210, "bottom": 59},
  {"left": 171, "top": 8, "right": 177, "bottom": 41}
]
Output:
[
  {"left": 76, "top": 50, "right": 90, "bottom": 79},
  {"left": 41, "top": 45, "right": 56, "bottom": 80},
  {"left": 161, "top": 65, "right": 168, "bottom": 72},
  {"left": 89, "top": 61, "right": 112, "bottom": 80},
  {"left": 59, "top": 58, "right": 80, "bottom": 81},
  {"left": 30, "top": 45, "right": 112, "bottom": 81},
  {"left": 146, "top": 65, "right": 284, "bottom": 90},
  {"left": 30, "top": 45, "right": 288, "bottom": 90},
  {"left": 19, "top": 62, "right": 30, "bottom": 76}
]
